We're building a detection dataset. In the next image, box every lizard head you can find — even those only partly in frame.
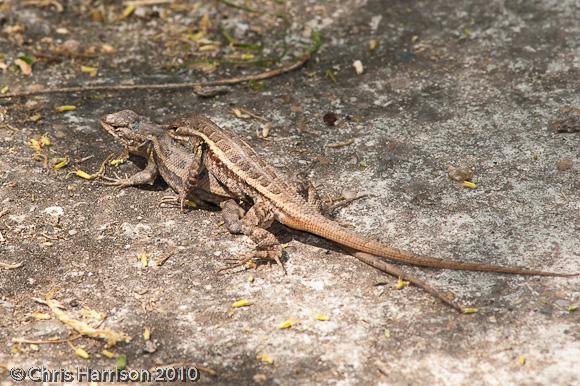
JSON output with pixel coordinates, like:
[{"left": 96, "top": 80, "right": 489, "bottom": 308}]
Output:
[{"left": 100, "top": 110, "right": 161, "bottom": 147}]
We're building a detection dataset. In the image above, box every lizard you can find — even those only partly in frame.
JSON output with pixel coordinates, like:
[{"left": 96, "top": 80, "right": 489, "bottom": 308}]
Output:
[
  {"left": 100, "top": 110, "right": 473, "bottom": 312},
  {"left": 99, "top": 110, "right": 576, "bottom": 279}
]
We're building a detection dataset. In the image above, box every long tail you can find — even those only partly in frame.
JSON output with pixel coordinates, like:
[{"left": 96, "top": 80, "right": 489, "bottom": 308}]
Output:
[{"left": 284, "top": 214, "right": 576, "bottom": 277}]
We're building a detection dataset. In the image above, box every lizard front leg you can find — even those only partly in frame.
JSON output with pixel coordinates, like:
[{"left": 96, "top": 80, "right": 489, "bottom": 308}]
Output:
[
  {"left": 221, "top": 199, "right": 285, "bottom": 273},
  {"left": 102, "top": 151, "right": 158, "bottom": 188}
]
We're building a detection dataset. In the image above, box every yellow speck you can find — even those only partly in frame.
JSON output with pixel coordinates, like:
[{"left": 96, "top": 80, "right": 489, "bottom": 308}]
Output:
[
  {"left": 101, "top": 350, "right": 115, "bottom": 358},
  {"left": 138, "top": 253, "right": 148, "bottom": 268},
  {"left": 184, "top": 199, "right": 198, "bottom": 208},
  {"left": 81, "top": 66, "right": 97, "bottom": 77},
  {"left": 518, "top": 356, "right": 526, "bottom": 365},
  {"left": 55, "top": 105, "right": 76, "bottom": 113},
  {"left": 31, "top": 312, "right": 51, "bottom": 320},
  {"left": 29, "top": 344, "right": 39, "bottom": 351},
  {"left": 143, "top": 327, "right": 151, "bottom": 341},
  {"left": 122, "top": 5, "right": 135, "bottom": 18},
  {"left": 232, "top": 299, "right": 252, "bottom": 308},
  {"left": 247, "top": 274, "right": 254, "bottom": 283},
  {"left": 29, "top": 113, "right": 42, "bottom": 122},
  {"left": 71, "top": 169, "right": 94, "bottom": 180},
  {"left": 185, "top": 31, "right": 205, "bottom": 42},
  {"left": 109, "top": 158, "right": 125, "bottom": 166},
  {"left": 30, "top": 138, "right": 42, "bottom": 152},
  {"left": 241, "top": 53, "right": 255, "bottom": 61},
  {"left": 463, "top": 307, "right": 478, "bottom": 314},
  {"left": 199, "top": 44, "right": 219, "bottom": 52},
  {"left": 257, "top": 353, "right": 273, "bottom": 364},
  {"left": 75, "top": 347, "right": 90, "bottom": 360},
  {"left": 278, "top": 319, "right": 294, "bottom": 329},
  {"left": 52, "top": 157, "right": 69, "bottom": 170},
  {"left": 315, "top": 314, "right": 329, "bottom": 321},
  {"left": 1, "top": 86, "right": 9, "bottom": 94},
  {"left": 395, "top": 278, "right": 409, "bottom": 290},
  {"left": 463, "top": 181, "right": 477, "bottom": 189},
  {"left": 39, "top": 135, "right": 51, "bottom": 146},
  {"left": 369, "top": 39, "right": 379, "bottom": 50},
  {"left": 568, "top": 305, "right": 577, "bottom": 312}
]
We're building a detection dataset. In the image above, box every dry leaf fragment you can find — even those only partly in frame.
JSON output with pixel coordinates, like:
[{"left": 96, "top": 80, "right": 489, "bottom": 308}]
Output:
[
  {"left": 326, "top": 138, "right": 355, "bottom": 148},
  {"left": 395, "top": 279, "right": 409, "bottom": 290},
  {"left": 46, "top": 290, "right": 131, "bottom": 346},
  {"left": 71, "top": 345, "right": 90, "bottom": 360},
  {"left": 315, "top": 314, "right": 330, "bottom": 321},
  {"left": 463, "top": 181, "right": 477, "bottom": 189},
  {"left": 199, "top": 14, "right": 211, "bottom": 31},
  {"left": 52, "top": 157, "right": 69, "bottom": 170},
  {"left": 143, "top": 327, "right": 151, "bottom": 341},
  {"left": 31, "top": 312, "right": 51, "bottom": 320},
  {"left": 40, "top": 135, "right": 51, "bottom": 146},
  {"left": 101, "top": 44, "right": 116, "bottom": 54},
  {"left": 184, "top": 31, "right": 205, "bottom": 42},
  {"left": 80, "top": 307, "right": 105, "bottom": 321},
  {"left": 109, "top": 158, "right": 125, "bottom": 166},
  {"left": 278, "top": 320, "right": 294, "bottom": 329},
  {"left": 257, "top": 353, "right": 273, "bottom": 364},
  {"left": 189, "top": 61, "right": 219, "bottom": 74},
  {"left": 71, "top": 169, "right": 95, "bottom": 180},
  {"left": 232, "top": 108, "right": 251, "bottom": 119},
  {"left": 232, "top": 299, "right": 252, "bottom": 308},
  {"left": 29, "top": 113, "right": 42, "bottom": 122},
  {"left": 102, "top": 349, "right": 116, "bottom": 358},
  {"left": 81, "top": 66, "right": 97, "bottom": 77},
  {"left": 138, "top": 253, "right": 148, "bottom": 268},
  {"left": 199, "top": 44, "right": 220, "bottom": 52},
  {"left": 55, "top": 105, "right": 76, "bottom": 112},
  {"left": 121, "top": 5, "right": 136, "bottom": 19},
  {"left": 14, "top": 59, "right": 32, "bottom": 75},
  {"left": 0, "top": 261, "right": 23, "bottom": 269}
]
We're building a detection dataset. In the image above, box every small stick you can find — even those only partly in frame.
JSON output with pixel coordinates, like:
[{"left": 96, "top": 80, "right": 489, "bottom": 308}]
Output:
[
  {"left": 0, "top": 54, "right": 311, "bottom": 99},
  {"left": 12, "top": 335, "right": 82, "bottom": 345}
]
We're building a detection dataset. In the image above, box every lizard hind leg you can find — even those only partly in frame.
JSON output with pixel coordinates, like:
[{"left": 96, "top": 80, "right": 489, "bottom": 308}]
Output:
[
  {"left": 220, "top": 199, "right": 286, "bottom": 274},
  {"left": 293, "top": 174, "right": 368, "bottom": 217}
]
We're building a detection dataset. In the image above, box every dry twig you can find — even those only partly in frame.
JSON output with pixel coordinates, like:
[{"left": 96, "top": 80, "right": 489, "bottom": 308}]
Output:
[{"left": 0, "top": 54, "right": 312, "bottom": 100}]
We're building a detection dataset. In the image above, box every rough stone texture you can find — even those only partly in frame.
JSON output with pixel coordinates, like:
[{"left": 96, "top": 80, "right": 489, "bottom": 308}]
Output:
[{"left": 0, "top": 0, "right": 578, "bottom": 385}]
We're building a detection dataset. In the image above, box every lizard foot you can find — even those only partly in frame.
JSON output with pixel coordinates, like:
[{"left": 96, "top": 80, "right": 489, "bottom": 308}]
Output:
[
  {"left": 219, "top": 249, "right": 287, "bottom": 275},
  {"left": 325, "top": 194, "right": 369, "bottom": 214},
  {"left": 99, "top": 175, "right": 135, "bottom": 189},
  {"left": 159, "top": 194, "right": 199, "bottom": 211}
]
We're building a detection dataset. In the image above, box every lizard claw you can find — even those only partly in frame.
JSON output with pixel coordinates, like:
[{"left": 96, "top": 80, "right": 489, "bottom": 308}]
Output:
[{"left": 98, "top": 176, "right": 132, "bottom": 189}]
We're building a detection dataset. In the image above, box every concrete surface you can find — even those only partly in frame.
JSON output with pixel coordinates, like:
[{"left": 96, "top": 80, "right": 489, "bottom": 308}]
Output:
[{"left": 0, "top": 0, "right": 578, "bottom": 385}]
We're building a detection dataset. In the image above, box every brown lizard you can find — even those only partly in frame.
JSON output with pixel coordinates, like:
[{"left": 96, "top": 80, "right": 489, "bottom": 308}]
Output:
[
  {"left": 100, "top": 110, "right": 473, "bottom": 311},
  {"left": 101, "top": 111, "right": 578, "bottom": 275}
]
